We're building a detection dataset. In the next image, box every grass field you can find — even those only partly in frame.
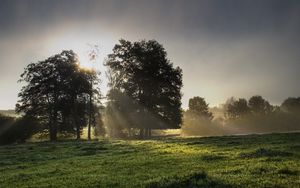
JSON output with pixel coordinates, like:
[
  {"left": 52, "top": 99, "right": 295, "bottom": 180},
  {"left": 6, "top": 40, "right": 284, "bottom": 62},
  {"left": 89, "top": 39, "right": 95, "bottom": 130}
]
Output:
[{"left": 0, "top": 133, "right": 299, "bottom": 188}]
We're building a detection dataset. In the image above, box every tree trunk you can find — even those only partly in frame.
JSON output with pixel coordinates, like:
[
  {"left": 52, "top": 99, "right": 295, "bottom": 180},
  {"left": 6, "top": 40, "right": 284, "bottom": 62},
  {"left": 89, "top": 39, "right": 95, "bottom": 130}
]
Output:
[
  {"left": 87, "top": 125, "right": 91, "bottom": 140},
  {"left": 139, "top": 128, "right": 144, "bottom": 139},
  {"left": 50, "top": 110, "right": 58, "bottom": 141},
  {"left": 47, "top": 95, "right": 56, "bottom": 141},
  {"left": 72, "top": 96, "right": 81, "bottom": 140},
  {"left": 148, "top": 128, "right": 151, "bottom": 138},
  {"left": 88, "top": 86, "right": 93, "bottom": 140},
  {"left": 50, "top": 90, "right": 58, "bottom": 141},
  {"left": 145, "top": 128, "right": 149, "bottom": 139},
  {"left": 144, "top": 128, "right": 151, "bottom": 139},
  {"left": 76, "top": 125, "right": 80, "bottom": 140}
]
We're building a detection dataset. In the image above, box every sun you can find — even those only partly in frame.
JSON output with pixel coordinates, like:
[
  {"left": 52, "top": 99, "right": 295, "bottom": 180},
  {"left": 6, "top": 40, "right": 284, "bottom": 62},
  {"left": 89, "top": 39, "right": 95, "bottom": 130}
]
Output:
[
  {"left": 76, "top": 44, "right": 102, "bottom": 70},
  {"left": 44, "top": 31, "right": 115, "bottom": 94}
]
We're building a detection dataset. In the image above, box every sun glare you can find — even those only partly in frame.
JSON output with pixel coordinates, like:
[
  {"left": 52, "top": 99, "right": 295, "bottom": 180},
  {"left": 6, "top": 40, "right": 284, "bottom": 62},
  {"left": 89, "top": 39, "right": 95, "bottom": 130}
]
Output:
[
  {"left": 44, "top": 31, "right": 117, "bottom": 96},
  {"left": 78, "top": 55, "right": 95, "bottom": 70}
]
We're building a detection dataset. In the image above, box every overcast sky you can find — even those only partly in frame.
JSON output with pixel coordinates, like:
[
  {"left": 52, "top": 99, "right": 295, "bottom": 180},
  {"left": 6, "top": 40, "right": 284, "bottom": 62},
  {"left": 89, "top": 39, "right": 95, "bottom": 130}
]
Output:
[{"left": 1, "top": 0, "right": 300, "bottom": 109}]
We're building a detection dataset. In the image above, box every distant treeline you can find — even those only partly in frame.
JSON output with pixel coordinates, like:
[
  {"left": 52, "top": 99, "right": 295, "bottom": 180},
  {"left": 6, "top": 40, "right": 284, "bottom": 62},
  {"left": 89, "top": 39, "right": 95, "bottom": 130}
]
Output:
[{"left": 181, "top": 96, "right": 300, "bottom": 136}]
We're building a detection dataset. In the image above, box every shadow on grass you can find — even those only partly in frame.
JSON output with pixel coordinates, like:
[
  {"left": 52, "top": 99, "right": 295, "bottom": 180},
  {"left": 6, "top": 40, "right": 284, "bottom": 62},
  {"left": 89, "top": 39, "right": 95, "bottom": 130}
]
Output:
[
  {"left": 145, "top": 171, "right": 233, "bottom": 188},
  {"left": 239, "top": 148, "right": 294, "bottom": 159},
  {"left": 0, "top": 140, "right": 137, "bottom": 166},
  {"left": 277, "top": 167, "right": 298, "bottom": 176},
  {"left": 200, "top": 154, "right": 226, "bottom": 161},
  {"left": 164, "top": 133, "right": 300, "bottom": 148}
]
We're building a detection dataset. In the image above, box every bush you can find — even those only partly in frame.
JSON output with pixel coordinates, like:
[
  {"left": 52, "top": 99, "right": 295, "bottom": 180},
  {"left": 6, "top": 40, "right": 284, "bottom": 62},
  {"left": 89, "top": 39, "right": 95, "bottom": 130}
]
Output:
[{"left": 0, "top": 114, "right": 39, "bottom": 145}]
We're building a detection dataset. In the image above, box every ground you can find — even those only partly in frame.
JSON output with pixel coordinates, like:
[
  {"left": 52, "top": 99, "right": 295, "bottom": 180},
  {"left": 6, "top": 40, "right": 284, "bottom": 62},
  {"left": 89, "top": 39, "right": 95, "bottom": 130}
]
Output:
[{"left": 0, "top": 133, "right": 299, "bottom": 188}]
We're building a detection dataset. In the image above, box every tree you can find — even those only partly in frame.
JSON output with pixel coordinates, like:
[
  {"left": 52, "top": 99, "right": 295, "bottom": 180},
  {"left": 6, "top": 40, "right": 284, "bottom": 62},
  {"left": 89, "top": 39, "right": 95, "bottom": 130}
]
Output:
[
  {"left": 16, "top": 50, "right": 102, "bottom": 141},
  {"left": 248, "top": 95, "right": 273, "bottom": 115},
  {"left": 225, "top": 98, "right": 249, "bottom": 119},
  {"left": 181, "top": 97, "right": 216, "bottom": 136},
  {"left": 105, "top": 39, "right": 183, "bottom": 138},
  {"left": 281, "top": 97, "right": 300, "bottom": 113},
  {"left": 187, "top": 97, "right": 213, "bottom": 120}
]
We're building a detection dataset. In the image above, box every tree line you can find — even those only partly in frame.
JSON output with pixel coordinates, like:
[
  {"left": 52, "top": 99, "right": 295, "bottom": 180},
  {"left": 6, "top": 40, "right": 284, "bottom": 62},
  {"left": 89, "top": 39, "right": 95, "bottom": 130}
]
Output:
[
  {"left": 182, "top": 96, "right": 300, "bottom": 136},
  {"left": 0, "top": 39, "right": 300, "bottom": 144}
]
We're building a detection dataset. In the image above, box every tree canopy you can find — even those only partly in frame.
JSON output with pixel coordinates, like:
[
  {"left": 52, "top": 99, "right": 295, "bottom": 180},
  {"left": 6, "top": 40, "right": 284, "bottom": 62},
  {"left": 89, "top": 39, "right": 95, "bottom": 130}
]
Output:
[
  {"left": 248, "top": 95, "right": 273, "bottom": 115},
  {"left": 225, "top": 96, "right": 273, "bottom": 119},
  {"left": 225, "top": 98, "right": 249, "bottom": 119},
  {"left": 281, "top": 97, "right": 300, "bottom": 113},
  {"left": 105, "top": 39, "right": 183, "bottom": 137},
  {"left": 16, "top": 50, "right": 102, "bottom": 140},
  {"left": 187, "top": 97, "right": 213, "bottom": 120}
]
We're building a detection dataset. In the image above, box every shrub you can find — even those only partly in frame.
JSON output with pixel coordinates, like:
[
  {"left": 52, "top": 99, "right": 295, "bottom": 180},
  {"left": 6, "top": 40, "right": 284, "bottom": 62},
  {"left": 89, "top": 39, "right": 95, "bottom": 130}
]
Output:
[{"left": 0, "top": 114, "right": 39, "bottom": 145}]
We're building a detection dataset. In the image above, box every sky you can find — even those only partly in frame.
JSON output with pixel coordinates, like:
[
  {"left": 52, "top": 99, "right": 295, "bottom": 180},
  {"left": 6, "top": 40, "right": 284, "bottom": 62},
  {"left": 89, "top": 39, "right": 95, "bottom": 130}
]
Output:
[{"left": 0, "top": 0, "right": 300, "bottom": 110}]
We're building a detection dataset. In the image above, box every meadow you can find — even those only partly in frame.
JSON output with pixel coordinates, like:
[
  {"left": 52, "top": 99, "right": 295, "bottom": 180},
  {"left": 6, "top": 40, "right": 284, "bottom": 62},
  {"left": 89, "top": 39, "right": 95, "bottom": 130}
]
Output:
[{"left": 0, "top": 133, "right": 299, "bottom": 188}]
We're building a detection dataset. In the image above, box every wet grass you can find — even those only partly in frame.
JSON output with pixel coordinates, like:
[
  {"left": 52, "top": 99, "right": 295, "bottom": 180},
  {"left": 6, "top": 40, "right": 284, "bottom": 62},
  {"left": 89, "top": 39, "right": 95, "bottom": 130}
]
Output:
[{"left": 0, "top": 133, "right": 299, "bottom": 188}]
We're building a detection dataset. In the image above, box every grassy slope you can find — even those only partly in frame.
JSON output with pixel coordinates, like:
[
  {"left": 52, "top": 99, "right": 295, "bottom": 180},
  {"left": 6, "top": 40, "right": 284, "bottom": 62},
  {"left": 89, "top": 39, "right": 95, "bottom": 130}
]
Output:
[{"left": 0, "top": 133, "right": 299, "bottom": 188}]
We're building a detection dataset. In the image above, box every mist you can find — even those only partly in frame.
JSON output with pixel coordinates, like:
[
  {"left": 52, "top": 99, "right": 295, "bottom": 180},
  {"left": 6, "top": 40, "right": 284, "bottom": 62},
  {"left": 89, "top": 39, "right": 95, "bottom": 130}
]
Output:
[{"left": 181, "top": 97, "right": 300, "bottom": 136}]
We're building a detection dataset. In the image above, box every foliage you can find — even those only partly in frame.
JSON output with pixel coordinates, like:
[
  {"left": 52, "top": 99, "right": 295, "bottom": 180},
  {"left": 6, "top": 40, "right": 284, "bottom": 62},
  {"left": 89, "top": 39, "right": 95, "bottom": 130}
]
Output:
[
  {"left": 16, "top": 50, "right": 102, "bottom": 141},
  {"left": 0, "top": 114, "right": 39, "bottom": 145},
  {"left": 181, "top": 97, "right": 220, "bottom": 136},
  {"left": 0, "top": 133, "right": 299, "bottom": 187},
  {"left": 105, "top": 39, "right": 183, "bottom": 137},
  {"left": 281, "top": 97, "right": 300, "bottom": 113},
  {"left": 225, "top": 98, "right": 249, "bottom": 119},
  {"left": 187, "top": 96, "right": 213, "bottom": 120},
  {"left": 248, "top": 95, "right": 273, "bottom": 115},
  {"left": 225, "top": 96, "right": 273, "bottom": 119},
  {"left": 182, "top": 96, "right": 300, "bottom": 136}
]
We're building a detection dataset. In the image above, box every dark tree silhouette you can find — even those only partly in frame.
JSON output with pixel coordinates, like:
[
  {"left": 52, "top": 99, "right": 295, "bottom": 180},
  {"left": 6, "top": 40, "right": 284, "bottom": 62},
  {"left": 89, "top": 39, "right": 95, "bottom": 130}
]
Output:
[
  {"left": 16, "top": 50, "right": 102, "bottom": 141},
  {"left": 187, "top": 97, "right": 213, "bottom": 120},
  {"left": 0, "top": 114, "right": 39, "bottom": 145},
  {"left": 248, "top": 95, "right": 273, "bottom": 115},
  {"left": 105, "top": 39, "right": 183, "bottom": 138},
  {"left": 281, "top": 97, "right": 300, "bottom": 113},
  {"left": 225, "top": 98, "right": 249, "bottom": 119}
]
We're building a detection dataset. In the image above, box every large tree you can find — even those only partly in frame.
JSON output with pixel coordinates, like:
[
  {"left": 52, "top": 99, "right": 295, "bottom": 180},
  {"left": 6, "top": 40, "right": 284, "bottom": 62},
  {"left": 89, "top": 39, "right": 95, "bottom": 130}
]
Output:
[
  {"left": 105, "top": 39, "right": 183, "bottom": 138},
  {"left": 16, "top": 50, "right": 102, "bottom": 141}
]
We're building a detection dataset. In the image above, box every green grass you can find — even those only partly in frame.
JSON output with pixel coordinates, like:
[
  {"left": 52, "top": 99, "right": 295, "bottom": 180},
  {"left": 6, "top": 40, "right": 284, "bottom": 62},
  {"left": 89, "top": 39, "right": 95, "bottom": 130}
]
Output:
[{"left": 0, "top": 133, "right": 299, "bottom": 188}]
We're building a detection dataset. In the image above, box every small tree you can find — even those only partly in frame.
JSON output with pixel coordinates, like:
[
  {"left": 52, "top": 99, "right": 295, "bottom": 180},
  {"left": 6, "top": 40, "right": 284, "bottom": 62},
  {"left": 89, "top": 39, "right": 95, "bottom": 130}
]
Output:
[
  {"left": 182, "top": 97, "right": 215, "bottom": 136},
  {"left": 248, "top": 95, "right": 273, "bottom": 115},
  {"left": 0, "top": 114, "right": 39, "bottom": 145},
  {"left": 281, "top": 97, "right": 300, "bottom": 113},
  {"left": 225, "top": 98, "right": 249, "bottom": 119},
  {"left": 187, "top": 97, "right": 213, "bottom": 120}
]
